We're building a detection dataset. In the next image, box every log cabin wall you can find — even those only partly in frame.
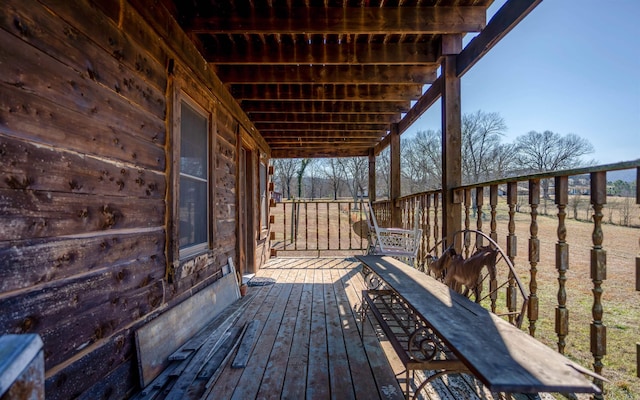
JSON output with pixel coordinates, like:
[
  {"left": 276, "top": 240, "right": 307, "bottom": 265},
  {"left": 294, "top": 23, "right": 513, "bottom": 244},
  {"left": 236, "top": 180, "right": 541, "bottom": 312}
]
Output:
[{"left": 0, "top": 0, "right": 270, "bottom": 398}]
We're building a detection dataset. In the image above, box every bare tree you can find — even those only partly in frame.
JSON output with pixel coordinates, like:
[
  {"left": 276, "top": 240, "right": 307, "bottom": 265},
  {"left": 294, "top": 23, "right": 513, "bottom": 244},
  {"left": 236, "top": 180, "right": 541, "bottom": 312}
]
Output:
[
  {"left": 296, "top": 159, "right": 313, "bottom": 198},
  {"left": 338, "top": 157, "right": 368, "bottom": 204},
  {"left": 515, "top": 130, "right": 594, "bottom": 201},
  {"left": 272, "top": 158, "right": 298, "bottom": 198},
  {"left": 322, "top": 158, "right": 346, "bottom": 200},
  {"left": 402, "top": 130, "right": 442, "bottom": 193},
  {"left": 569, "top": 194, "right": 583, "bottom": 220},
  {"left": 462, "top": 111, "right": 507, "bottom": 184},
  {"left": 376, "top": 148, "right": 390, "bottom": 199}
]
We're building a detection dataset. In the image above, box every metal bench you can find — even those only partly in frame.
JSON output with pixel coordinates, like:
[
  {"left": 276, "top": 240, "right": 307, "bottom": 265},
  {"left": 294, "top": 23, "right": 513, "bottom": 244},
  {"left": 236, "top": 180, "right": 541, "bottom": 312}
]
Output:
[{"left": 357, "top": 255, "right": 603, "bottom": 400}]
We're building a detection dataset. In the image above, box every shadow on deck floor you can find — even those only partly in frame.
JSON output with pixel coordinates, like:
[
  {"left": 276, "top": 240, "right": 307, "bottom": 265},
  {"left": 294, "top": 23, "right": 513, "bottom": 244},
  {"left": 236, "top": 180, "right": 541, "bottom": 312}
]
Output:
[{"left": 133, "top": 257, "right": 553, "bottom": 400}]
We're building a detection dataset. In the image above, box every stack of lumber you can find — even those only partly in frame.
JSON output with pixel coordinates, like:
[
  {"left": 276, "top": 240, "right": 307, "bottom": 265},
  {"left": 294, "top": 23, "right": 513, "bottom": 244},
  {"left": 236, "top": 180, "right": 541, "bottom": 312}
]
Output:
[{"left": 132, "top": 293, "right": 259, "bottom": 400}]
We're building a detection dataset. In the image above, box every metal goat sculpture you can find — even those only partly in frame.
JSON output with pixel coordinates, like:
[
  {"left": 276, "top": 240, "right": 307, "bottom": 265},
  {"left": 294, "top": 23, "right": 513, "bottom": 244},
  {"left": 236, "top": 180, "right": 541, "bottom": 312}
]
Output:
[{"left": 426, "top": 245, "right": 499, "bottom": 301}]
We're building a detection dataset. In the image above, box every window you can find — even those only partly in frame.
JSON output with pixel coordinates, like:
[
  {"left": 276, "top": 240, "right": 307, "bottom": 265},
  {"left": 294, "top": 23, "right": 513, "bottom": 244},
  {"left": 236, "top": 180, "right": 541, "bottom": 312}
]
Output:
[{"left": 179, "top": 101, "right": 209, "bottom": 255}]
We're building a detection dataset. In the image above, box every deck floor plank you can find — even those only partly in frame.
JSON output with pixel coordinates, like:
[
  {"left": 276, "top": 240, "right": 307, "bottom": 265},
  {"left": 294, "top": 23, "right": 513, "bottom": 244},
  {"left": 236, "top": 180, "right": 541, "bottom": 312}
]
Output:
[
  {"left": 201, "top": 257, "right": 522, "bottom": 400},
  {"left": 255, "top": 266, "right": 306, "bottom": 399},
  {"left": 325, "top": 267, "right": 356, "bottom": 400},
  {"left": 305, "top": 266, "right": 331, "bottom": 399},
  {"left": 280, "top": 260, "right": 314, "bottom": 399}
]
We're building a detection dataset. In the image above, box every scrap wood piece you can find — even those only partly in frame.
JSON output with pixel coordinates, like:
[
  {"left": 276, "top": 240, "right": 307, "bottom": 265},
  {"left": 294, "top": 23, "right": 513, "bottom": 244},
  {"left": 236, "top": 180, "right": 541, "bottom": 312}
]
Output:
[
  {"left": 164, "top": 323, "right": 243, "bottom": 400},
  {"left": 231, "top": 320, "right": 261, "bottom": 368},
  {"left": 168, "top": 290, "right": 256, "bottom": 361}
]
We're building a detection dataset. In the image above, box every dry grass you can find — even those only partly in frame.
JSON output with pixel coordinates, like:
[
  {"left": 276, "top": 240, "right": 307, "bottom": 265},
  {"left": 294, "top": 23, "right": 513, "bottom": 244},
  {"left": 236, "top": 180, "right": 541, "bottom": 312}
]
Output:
[{"left": 487, "top": 202, "right": 639, "bottom": 400}]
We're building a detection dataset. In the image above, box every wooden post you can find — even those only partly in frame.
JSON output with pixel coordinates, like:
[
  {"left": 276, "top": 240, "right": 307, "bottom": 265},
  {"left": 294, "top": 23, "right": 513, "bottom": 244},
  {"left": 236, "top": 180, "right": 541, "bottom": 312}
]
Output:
[
  {"left": 506, "top": 182, "right": 518, "bottom": 325},
  {"left": 368, "top": 150, "right": 376, "bottom": 203},
  {"left": 441, "top": 49, "right": 462, "bottom": 250},
  {"left": 528, "top": 179, "right": 540, "bottom": 337},
  {"left": 390, "top": 123, "right": 401, "bottom": 227},
  {"left": 590, "top": 171, "right": 607, "bottom": 398},
  {"left": 555, "top": 176, "right": 569, "bottom": 354}
]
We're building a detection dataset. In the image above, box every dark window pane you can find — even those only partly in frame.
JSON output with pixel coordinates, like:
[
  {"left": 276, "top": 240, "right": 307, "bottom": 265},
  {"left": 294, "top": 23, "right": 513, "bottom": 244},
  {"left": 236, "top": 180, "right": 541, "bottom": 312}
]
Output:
[
  {"left": 180, "top": 103, "right": 208, "bottom": 179},
  {"left": 179, "top": 176, "right": 208, "bottom": 249}
]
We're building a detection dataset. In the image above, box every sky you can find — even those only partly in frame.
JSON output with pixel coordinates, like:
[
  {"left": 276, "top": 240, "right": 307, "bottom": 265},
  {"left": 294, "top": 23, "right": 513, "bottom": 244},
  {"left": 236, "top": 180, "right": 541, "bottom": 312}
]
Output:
[{"left": 407, "top": 0, "right": 640, "bottom": 165}]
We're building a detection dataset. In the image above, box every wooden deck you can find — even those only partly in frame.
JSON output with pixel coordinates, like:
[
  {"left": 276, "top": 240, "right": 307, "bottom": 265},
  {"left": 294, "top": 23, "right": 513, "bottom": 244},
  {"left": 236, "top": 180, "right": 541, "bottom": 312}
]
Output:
[
  {"left": 146, "top": 257, "right": 553, "bottom": 400},
  {"left": 199, "top": 257, "right": 532, "bottom": 400}
]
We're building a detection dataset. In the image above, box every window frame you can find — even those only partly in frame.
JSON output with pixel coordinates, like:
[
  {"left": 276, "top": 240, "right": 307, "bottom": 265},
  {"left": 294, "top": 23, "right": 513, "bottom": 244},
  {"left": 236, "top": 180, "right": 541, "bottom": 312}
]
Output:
[
  {"left": 169, "top": 84, "right": 217, "bottom": 269},
  {"left": 178, "top": 99, "right": 211, "bottom": 258}
]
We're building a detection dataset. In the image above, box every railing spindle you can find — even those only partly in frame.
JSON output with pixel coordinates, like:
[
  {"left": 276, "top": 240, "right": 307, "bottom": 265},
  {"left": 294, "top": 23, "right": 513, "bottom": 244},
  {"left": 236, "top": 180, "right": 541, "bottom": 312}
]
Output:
[
  {"left": 528, "top": 179, "right": 540, "bottom": 337},
  {"left": 590, "top": 171, "right": 607, "bottom": 398},
  {"left": 425, "top": 194, "right": 432, "bottom": 255},
  {"left": 326, "top": 202, "right": 330, "bottom": 250},
  {"left": 476, "top": 187, "right": 484, "bottom": 248},
  {"left": 490, "top": 185, "right": 498, "bottom": 243},
  {"left": 316, "top": 202, "right": 319, "bottom": 250},
  {"left": 434, "top": 194, "right": 440, "bottom": 250},
  {"left": 464, "top": 188, "right": 472, "bottom": 257},
  {"left": 305, "top": 202, "right": 309, "bottom": 250},
  {"left": 506, "top": 182, "right": 518, "bottom": 325},
  {"left": 555, "top": 176, "right": 569, "bottom": 354},
  {"left": 338, "top": 202, "right": 342, "bottom": 250},
  {"left": 283, "top": 202, "right": 288, "bottom": 250}
]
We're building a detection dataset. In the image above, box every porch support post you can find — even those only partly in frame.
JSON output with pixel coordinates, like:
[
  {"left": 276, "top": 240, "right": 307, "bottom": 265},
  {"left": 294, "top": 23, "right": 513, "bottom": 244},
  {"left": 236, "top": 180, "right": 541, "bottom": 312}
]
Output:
[
  {"left": 368, "top": 149, "right": 376, "bottom": 203},
  {"left": 390, "top": 123, "right": 402, "bottom": 227},
  {"left": 441, "top": 35, "right": 463, "bottom": 249}
]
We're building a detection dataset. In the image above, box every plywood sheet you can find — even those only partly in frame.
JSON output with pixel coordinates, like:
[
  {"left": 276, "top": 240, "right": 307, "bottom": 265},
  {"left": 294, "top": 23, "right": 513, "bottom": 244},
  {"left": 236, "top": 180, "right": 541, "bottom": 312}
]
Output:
[{"left": 135, "top": 271, "right": 240, "bottom": 387}]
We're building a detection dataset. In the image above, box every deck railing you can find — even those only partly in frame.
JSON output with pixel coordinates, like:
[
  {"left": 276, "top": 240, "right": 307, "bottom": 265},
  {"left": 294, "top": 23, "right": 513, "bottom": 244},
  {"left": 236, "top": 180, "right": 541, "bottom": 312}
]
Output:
[
  {"left": 372, "top": 160, "right": 640, "bottom": 399},
  {"left": 270, "top": 199, "right": 368, "bottom": 256}
]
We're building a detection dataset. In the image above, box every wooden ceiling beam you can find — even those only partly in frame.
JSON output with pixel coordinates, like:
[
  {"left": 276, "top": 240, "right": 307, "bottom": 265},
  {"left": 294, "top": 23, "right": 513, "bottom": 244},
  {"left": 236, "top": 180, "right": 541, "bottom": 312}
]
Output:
[
  {"left": 256, "top": 123, "right": 389, "bottom": 132},
  {"left": 241, "top": 101, "right": 410, "bottom": 114},
  {"left": 232, "top": 84, "right": 423, "bottom": 101},
  {"left": 187, "top": 7, "right": 485, "bottom": 35},
  {"left": 271, "top": 148, "right": 370, "bottom": 158},
  {"left": 204, "top": 42, "right": 439, "bottom": 65},
  {"left": 248, "top": 112, "right": 401, "bottom": 124},
  {"left": 266, "top": 138, "right": 379, "bottom": 145},
  {"left": 262, "top": 131, "right": 385, "bottom": 138},
  {"left": 214, "top": 65, "right": 437, "bottom": 84}
]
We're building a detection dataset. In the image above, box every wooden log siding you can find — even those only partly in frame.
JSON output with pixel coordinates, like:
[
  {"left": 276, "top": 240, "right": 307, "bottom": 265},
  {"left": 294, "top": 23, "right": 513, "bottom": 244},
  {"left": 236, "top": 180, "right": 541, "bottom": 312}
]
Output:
[{"left": 0, "top": 0, "right": 264, "bottom": 398}]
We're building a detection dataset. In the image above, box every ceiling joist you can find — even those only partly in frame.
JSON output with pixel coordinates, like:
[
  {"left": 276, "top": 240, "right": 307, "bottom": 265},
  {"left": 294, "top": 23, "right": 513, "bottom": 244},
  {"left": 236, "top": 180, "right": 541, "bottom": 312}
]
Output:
[
  {"left": 232, "top": 84, "right": 424, "bottom": 101},
  {"left": 187, "top": 7, "right": 486, "bottom": 35}
]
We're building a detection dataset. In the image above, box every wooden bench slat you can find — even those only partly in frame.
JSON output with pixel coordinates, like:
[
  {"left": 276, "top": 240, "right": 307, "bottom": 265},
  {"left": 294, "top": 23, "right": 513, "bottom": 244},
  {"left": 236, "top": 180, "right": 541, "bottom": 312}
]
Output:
[{"left": 356, "top": 255, "right": 601, "bottom": 394}]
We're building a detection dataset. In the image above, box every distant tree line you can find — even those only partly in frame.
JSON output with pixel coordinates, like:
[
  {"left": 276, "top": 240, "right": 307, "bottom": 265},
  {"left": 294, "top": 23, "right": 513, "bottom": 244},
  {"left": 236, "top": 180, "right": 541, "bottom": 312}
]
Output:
[{"left": 272, "top": 110, "right": 610, "bottom": 202}]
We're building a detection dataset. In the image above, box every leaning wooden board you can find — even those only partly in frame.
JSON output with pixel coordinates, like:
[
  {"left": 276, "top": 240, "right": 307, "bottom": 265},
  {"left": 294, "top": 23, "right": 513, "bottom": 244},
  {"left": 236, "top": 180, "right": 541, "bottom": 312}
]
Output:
[
  {"left": 135, "top": 270, "right": 240, "bottom": 387},
  {"left": 356, "top": 255, "right": 601, "bottom": 394}
]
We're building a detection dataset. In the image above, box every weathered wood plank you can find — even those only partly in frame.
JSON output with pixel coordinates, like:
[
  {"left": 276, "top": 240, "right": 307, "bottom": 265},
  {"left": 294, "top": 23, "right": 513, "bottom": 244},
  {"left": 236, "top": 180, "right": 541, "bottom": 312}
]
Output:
[
  {"left": 0, "top": 189, "right": 164, "bottom": 240},
  {"left": 324, "top": 268, "right": 355, "bottom": 399},
  {"left": 202, "top": 266, "right": 287, "bottom": 399},
  {"left": 0, "top": 259, "right": 164, "bottom": 369},
  {"left": 0, "top": 334, "right": 44, "bottom": 399},
  {"left": 45, "top": 325, "right": 138, "bottom": 400},
  {"left": 188, "top": 7, "right": 485, "bottom": 34},
  {"left": 2, "top": 0, "right": 167, "bottom": 118},
  {"left": 341, "top": 263, "right": 403, "bottom": 400},
  {"left": 254, "top": 267, "right": 304, "bottom": 397},
  {"left": 215, "top": 65, "right": 437, "bottom": 85},
  {"left": 357, "top": 255, "right": 602, "bottom": 394},
  {"left": 164, "top": 325, "right": 242, "bottom": 400},
  {"left": 135, "top": 271, "right": 240, "bottom": 388},
  {"left": 231, "top": 320, "right": 260, "bottom": 369},
  {"left": 279, "top": 264, "right": 314, "bottom": 399},
  {"left": 331, "top": 267, "right": 382, "bottom": 400},
  {"left": 0, "top": 84, "right": 165, "bottom": 170},
  {"left": 228, "top": 266, "right": 295, "bottom": 400},
  {"left": 0, "top": 230, "right": 164, "bottom": 293},
  {"left": 306, "top": 268, "right": 330, "bottom": 399},
  {"left": 0, "top": 136, "right": 165, "bottom": 198}
]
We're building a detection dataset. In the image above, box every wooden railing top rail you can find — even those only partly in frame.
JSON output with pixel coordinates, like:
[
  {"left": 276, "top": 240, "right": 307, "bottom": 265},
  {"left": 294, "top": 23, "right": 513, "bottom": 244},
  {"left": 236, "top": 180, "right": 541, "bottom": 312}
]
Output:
[{"left": 373, "top": 159, "right": 640, "bottom": 205}]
